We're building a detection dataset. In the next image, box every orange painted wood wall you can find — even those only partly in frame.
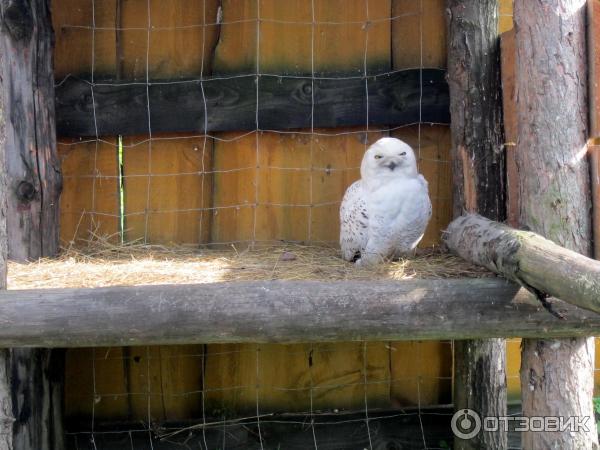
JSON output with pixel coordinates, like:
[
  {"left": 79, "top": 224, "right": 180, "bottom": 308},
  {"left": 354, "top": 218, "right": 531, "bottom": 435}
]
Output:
[{"left": 54, "top": 0, "right": 523, "bottom": 422}]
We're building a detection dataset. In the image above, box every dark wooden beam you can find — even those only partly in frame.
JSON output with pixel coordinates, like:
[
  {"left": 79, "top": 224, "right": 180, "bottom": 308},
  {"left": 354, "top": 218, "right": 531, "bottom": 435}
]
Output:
[
  {"left": 0, "top": 279, "right": 599, "bottom": 348},
  {"left": 66, "top": 408, "right": 456, "bottom": 450},
  {"left": 55, "top": 69, "right": 450, "bottom": 137},
  {"left": 446, "top": 1, "right": 507, "bottom": 449}
]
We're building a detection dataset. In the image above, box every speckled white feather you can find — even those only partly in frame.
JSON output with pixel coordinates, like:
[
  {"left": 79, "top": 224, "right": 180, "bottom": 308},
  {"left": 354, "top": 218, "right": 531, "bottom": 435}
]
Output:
[{"left": 339, "top": 137, "right": 431, "bottom": 265}]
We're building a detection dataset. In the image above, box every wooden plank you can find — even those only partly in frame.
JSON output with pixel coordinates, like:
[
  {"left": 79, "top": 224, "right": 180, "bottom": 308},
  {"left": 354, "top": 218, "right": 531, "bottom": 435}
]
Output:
[
  {"left": 121, "top": 0, "right": 219, "bottom": 80},
  {"left": 65, "top": 408, "right": 456, "bottom": 450},
  {"left": 498, "top": 0, "right": 513, "bottom": 33},
  {"left": 389, "top": 341, "right": 452, "bottom": 407},
  {"left": 122, "top": 135, "right": 213, "bottom": 244},
  {"left": 55, "top": 70, "right": 450, "bottom": 138},
  {"left": 588, "top": 1, "right": 600, "bottom": 259},
  {"left": 52, "top": 0, "right": 117, "bottom": 81},
  {"left": 0, "top": 279, "right": 600, "bottom": 347},
  {"left": 392, "top": 0, "right": 447, "bottom": 69},
  {"left": 592, "top": 145, "right": 600, "bottom": 259},
  {"left": 589, "top": 0, "right": 600, "bottom": 139},
  {"left": 205, "top": 342, "right": 390, "bottom": 415},
  {"left": 58, "top": 139, "right": 120, "bottom": 245},
  {"left": 64, "top": 347, "right": 131, "bottom": 423}
]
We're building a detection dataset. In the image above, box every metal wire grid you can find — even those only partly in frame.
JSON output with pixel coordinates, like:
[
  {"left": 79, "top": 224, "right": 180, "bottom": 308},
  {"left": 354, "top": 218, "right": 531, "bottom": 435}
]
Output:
[
  {"left": 68, "top": 341, "right": 454, "bottom": 450},
  {"left": 56, "top": 0, "right": 450, "bottom": 247}
]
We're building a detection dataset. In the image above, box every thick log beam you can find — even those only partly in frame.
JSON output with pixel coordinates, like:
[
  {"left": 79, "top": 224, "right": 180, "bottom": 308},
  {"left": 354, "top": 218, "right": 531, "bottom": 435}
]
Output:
[
  {"left": 55, "top": 70, "right": 450, "bottom": 137},
  {"left": 0, "top": 279, "right": 598, "bottom": 348},
  {"left": 444, "top": 213, "right": 600, "bottom": 315}
]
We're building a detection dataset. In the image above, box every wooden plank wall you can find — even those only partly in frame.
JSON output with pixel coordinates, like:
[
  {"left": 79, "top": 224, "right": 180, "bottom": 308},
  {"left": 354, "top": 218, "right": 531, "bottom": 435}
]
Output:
[{"left": 52, "top": 0, "right": 528, "bottom": 424}]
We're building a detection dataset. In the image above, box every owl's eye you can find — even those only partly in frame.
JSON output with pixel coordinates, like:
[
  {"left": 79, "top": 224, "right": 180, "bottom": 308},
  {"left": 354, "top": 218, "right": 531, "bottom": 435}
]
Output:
[
  {"left": 399, "top": 152, "right": 407, "bottom": 156},
  {"left": 374, "top": 155, "right": 383, "bottom": 159}
]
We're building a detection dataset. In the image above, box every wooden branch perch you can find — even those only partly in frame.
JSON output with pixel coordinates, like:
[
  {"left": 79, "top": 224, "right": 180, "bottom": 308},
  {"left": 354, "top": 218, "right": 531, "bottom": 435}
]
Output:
[
  {"left": 0, "top": 278, "right": 599, "bottom": 348},
  {"left": 443, "top": 214, "right": 600, "bottom": 314}
]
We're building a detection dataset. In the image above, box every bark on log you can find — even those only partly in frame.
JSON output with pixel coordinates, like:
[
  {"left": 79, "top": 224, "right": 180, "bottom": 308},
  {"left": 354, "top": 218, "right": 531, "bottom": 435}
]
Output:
[
  {"left": 444, "top": 214, "right": 600, "bottom": 315},
  {"left": 0, "top": 279, "right": 599, "bottom": 347},
  {"left": 1, "top": 2, "right": 64, "bottom": 449},
  {"left": 0, "top": 29, "right": 14, "bottom": 450},
  {"left": 513, "top": 0, "right": 597, "bottom": 448},
  {"left": 446, "top": 2, "right": 506, "bottom": 449}
]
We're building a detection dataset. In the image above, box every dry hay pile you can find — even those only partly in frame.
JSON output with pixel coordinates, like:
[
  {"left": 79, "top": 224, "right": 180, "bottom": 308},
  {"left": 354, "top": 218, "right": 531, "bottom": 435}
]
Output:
[{"left": 8, "top": 238, "right": 493, "bottom": 290}]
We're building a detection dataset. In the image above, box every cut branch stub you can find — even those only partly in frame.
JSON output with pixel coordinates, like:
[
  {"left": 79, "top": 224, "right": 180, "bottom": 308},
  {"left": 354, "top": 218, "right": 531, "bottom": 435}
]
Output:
[{"left": 443, "top": 214, "right": 600, "bottom": 315}]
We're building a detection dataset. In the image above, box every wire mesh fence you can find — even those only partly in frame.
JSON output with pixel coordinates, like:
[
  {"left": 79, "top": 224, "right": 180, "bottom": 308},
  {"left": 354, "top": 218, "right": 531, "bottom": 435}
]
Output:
[
  {"left": 54, "top": 0, "right": 452, "bottom": 249},
  {"left": 65, "top": 341, "right": 455, "bottom": 450}
]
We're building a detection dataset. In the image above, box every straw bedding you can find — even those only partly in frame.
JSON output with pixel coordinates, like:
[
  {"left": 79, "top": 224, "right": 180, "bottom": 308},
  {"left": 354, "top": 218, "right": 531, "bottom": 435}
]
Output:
[{"left": 7, "top": 240, "right": 493, "bottom": 290}]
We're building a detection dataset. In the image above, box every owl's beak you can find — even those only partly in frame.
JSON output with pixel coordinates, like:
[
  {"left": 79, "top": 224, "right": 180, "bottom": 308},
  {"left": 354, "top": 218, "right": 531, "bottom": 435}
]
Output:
[{"left": 386, "top": 162, "right": 397, "bottom": 171}]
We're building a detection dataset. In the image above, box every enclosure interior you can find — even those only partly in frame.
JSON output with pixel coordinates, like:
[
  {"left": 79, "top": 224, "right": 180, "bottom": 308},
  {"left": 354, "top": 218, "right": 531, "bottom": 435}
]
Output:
[{"left": 12, "top": 0, "right": 593, "bottom": 448}]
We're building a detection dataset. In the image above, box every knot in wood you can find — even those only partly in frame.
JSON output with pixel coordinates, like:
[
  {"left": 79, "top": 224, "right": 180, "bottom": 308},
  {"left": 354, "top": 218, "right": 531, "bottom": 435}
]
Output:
[
  {"left": 3, "top": 0, "right": 34, "bottom": 42},
  {"left": 16, "top": 180, "right": 36, "bottom": 203}
]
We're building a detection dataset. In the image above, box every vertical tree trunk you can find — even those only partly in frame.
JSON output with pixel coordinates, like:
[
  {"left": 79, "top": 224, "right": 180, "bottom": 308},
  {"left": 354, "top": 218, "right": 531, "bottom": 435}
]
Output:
[
  {"left": 446, "top": 1, "right": 507, "bottom": 449},
  {"left": 514, "top": 1, "right": 598, "bottom": 449},
  {"left": 0, "top": 1, "right": 64, "bottom": 449},
  {"left": 0, "top": 30, "right": 14, "bottom": 450}
]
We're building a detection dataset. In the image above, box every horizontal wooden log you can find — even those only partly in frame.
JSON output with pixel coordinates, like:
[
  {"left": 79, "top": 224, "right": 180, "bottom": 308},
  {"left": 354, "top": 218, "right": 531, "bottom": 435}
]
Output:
[
  {"left": 443, "top": 214, "right": 600, "bottom": 314},
  {"left": 0, "top": 278, "right": 599, "bottom": 347},
  {"left": 55, "top": 69, "right": 449, "bottom": 137}
]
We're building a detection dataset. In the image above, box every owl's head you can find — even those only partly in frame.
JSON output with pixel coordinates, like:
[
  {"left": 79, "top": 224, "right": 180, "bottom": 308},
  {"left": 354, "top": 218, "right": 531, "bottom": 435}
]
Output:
[{"left": 360, "top": 137, "right": 418, "bottom": 182}]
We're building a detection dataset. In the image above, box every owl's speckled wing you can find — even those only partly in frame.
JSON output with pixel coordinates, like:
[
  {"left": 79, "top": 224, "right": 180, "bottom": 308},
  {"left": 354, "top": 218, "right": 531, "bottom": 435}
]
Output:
[{"left": 339, "top": 180, "right": 368, "bottom": 261}]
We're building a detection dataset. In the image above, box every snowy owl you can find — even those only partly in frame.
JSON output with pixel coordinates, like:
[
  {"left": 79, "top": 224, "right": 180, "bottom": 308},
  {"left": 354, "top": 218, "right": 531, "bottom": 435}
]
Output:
[{"left": 340, "top": 137, "right": 431, "bottom": 266}]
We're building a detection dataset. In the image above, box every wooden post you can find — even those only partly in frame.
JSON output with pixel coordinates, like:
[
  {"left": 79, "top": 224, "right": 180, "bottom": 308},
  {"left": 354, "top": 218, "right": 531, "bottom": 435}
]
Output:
[
  {"left": 0, "top": 33, "right": 14, "bottom": 450},
  {"left": 0, "top": 1, "right": 64, "bottom": 449},
  {"left": 514, "top": 0, "right": 598, "bottom": 448},
  {"left": 1, "top": 0, "right": 61, "bottom": 261},
  {"left": 446, "top": 1, "right": 507, "bottom": 449}
]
